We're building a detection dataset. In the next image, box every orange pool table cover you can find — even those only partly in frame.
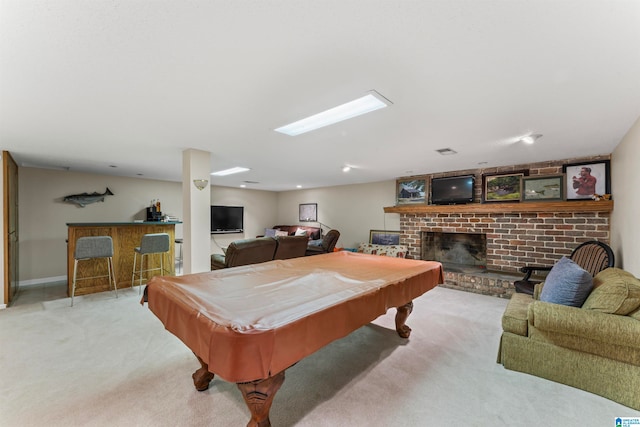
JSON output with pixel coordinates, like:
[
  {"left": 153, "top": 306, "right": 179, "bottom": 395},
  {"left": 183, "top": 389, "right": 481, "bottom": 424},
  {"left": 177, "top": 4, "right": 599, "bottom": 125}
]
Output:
[{"left": 146, "top": 251, "right": 443, "bottom": 383}]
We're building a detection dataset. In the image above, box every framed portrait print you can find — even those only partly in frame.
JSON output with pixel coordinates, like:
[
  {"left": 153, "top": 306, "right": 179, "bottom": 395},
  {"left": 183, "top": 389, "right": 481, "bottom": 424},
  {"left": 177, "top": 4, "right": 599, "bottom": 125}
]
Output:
[
  {"left": 299, "top": 203, "right": 317, "bottom": 222},
  {"left": 521, "top": 175, "right": 565, "bottom": 202},
  {"left": 369, "top": 230, "right": 401, "bottom": 245},
  {"left": 482, "top": 170, "right": 528, "bottom": 203},
  {"left": 396, "top": 177, "right": 427, "bottom": 205},
  {"left": 562, "top": 160, "right": 611, "bottom": 200}
]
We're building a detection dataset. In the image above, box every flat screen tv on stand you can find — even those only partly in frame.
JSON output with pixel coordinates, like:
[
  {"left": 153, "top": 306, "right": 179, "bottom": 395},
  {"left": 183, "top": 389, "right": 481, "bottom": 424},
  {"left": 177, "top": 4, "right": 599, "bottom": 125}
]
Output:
[
  {"left": 210, "top": 205, "right": 244, "bottom": 234},
  {"left": 430, "top": 175, "right": 475, "bottom": 205}
]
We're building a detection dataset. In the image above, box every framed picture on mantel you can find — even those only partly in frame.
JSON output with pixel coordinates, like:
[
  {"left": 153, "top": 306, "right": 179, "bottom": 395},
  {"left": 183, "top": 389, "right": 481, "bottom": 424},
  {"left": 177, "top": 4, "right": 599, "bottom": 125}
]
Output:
[
  {"left": 521, "top": 175, "right": 565, "bottom": 202},
  {"left": 396, "top": 177, "right": 427, "bottom": 205},
  {"left": 563, "top": 160, "right": 611, "bottom": 201},
  {"left": 482, "top": 170, "right": 528, "bottom": 203}
]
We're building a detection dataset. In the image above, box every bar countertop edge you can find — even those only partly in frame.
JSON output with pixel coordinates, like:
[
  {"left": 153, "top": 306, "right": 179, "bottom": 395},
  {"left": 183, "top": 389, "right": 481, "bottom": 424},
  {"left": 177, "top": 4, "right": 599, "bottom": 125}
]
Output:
[{"left": 67, "top": 221, "right": 182, "bottom": 226}]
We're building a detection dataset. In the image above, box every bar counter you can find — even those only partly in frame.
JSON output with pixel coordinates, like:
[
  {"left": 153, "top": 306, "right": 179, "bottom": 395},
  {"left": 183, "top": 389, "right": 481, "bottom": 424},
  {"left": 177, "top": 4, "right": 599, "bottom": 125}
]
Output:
[{"left": 67, "top": 222, "right": 181, "bottom": 296}]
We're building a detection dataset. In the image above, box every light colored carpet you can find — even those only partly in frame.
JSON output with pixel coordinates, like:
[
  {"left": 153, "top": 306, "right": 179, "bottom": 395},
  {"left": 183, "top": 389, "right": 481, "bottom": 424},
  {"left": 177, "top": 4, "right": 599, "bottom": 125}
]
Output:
[{"left": 1, "top": 286, "right": 638, "bottom": 426}]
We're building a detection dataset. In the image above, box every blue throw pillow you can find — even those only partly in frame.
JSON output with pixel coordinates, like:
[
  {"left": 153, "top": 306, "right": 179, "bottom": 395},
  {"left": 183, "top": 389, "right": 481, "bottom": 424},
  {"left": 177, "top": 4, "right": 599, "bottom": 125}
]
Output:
[{"left": 539, "top": 256, "right": 593, "bottom": 307}]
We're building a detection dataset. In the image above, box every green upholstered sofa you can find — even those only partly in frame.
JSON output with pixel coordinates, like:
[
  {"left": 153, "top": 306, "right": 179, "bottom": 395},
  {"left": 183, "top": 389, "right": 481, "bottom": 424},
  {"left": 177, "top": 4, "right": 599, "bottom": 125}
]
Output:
[{"left": 497, "top": 267, "right": 640, "bottom": 410}]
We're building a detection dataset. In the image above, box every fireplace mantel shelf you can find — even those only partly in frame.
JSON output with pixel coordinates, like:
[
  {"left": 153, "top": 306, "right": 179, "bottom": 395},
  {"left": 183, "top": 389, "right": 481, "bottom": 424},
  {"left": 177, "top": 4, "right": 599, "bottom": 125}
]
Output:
[{"left": 384, "top": 200, "right": 613, "bottom": 214}]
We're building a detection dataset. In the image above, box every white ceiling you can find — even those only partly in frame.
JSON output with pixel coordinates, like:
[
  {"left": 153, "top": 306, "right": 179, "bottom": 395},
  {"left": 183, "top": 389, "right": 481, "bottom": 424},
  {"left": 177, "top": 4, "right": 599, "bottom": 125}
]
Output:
[{"left": 1, "top": 1, "right": 639, "bottom": 191}]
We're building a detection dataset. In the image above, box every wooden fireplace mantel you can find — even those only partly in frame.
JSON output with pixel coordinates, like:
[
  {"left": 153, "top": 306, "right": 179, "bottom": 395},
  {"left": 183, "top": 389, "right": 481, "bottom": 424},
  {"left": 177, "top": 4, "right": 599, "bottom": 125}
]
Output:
[{"left": 383, "top": 200, "right": 613, "bottom": 214}]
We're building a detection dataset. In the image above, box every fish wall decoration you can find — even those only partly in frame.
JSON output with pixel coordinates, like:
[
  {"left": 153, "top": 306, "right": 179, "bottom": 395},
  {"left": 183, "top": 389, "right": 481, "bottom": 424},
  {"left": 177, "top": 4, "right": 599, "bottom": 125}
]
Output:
[{"left": 63, "top": 188, "right": 114, "bottom": 207}]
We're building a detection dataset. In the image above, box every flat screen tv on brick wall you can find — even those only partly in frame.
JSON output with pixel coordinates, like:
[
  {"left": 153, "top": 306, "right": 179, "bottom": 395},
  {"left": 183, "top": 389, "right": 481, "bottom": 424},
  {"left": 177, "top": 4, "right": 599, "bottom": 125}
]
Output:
[
  {"left": 431, "top": 175, "right": 475, "bottom": 205},
  {"left": 211, "top": 205, "right": 244, "bottom": 234}
]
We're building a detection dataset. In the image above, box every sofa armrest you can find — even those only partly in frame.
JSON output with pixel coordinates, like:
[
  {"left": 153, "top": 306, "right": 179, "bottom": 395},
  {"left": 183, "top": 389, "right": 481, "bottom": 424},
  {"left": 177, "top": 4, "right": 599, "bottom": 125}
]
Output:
[
  {"left": 529, "top": 300, "right": 640, "bottom": 348},
  {"left": 211, "top": 253, "right": 226, "bottom": 270},
  {"left": 533, "top": 282, "right": 545, "bottom": 300},
  {"left": 305, "top": 245, "right": 325, "bottom": 256},
  {"left": 502, "top": 293, "right": 532, "bottom": 336}
]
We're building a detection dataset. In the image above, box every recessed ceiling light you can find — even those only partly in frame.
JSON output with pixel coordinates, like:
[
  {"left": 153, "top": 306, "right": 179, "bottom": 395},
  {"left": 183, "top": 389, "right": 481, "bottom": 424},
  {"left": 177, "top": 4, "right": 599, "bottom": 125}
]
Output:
[
  {"left": 436, "top": 148, "right": 457, "bottom": 155},
  {"left": 211, "top": 167, "right": 250, "bottom": 176},
  {"left": 296, "top": 185, "right": 302, "bottom": 189},
  {"left": 342, "top": 166, "right": 351, "bottom": 172},
  {"left": 275, "top": 90, "right": 392, "bottom": 136},
  {"left": 240, "top": 184, "right": 246, "bottom": 188},
  {"left": 520, "top": 134, "right": 543, "bottom": 144}
]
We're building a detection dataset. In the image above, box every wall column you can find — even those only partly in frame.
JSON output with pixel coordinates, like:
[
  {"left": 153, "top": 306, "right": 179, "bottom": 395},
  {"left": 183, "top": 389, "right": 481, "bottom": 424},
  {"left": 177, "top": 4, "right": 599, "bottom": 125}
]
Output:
[{"left": 182, "top": 149, "right": 211, "bottom": 274}]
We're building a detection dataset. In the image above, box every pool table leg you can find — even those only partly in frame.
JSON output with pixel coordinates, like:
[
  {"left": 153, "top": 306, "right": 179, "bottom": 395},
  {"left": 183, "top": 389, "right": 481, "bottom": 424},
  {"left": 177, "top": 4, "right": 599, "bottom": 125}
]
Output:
[
  {"left": 395, "top": 301, "right": 414, "bottom": 338},
  {"left": 237, "top": 370, "right": 285, "bottom": 427},
  {"left": 192, "top": 354, "right": 215, "bottom": 391}
]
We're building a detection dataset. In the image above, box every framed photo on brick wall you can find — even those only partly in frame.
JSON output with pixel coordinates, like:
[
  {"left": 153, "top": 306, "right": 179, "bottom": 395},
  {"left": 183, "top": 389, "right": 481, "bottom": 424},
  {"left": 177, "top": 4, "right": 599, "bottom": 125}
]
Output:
[
  {"left": 396, "top": 177, "right": 427, "bottom": 205},
  {"left": 482, "top": 170, "right": 528, "bottom": 203},
  {"left": 521, "top": 174, "right": 565, "bottom": 202},
  {"left": 563, "top": 160, "right": 610, "bottom": 200}
]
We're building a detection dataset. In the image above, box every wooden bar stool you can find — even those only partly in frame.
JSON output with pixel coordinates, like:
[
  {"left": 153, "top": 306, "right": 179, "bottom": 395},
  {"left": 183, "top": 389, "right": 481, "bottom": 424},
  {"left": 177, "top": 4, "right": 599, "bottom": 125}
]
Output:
[
  {"left": 71, "top": 236, "right": 118, "bottom": 306},
  {"left": 131, "top": 233, "right": 170, "bottom": 294}
]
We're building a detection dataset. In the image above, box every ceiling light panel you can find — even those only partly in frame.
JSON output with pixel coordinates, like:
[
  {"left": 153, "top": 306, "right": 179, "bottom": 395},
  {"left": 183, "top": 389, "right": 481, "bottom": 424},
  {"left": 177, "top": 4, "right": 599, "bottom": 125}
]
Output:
[
  {"left": 211, "top": 167, "right": 250, "bottom": 176},
  {"left": 275, "top": 90, "right": 392, "bottom": 136}
]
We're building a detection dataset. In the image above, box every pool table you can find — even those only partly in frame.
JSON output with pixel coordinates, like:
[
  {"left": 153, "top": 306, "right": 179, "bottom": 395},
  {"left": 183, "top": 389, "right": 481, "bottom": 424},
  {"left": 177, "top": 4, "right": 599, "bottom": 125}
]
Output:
[{"left": 145, "top": 251, "right": 443, "bottom": 426}]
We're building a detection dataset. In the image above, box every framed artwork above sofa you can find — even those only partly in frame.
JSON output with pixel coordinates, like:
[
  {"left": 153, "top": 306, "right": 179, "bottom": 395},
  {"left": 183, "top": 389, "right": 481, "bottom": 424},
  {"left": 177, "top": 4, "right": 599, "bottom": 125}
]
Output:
[{"left": 299, "top": 203, "right": 317, "bottom": 222}]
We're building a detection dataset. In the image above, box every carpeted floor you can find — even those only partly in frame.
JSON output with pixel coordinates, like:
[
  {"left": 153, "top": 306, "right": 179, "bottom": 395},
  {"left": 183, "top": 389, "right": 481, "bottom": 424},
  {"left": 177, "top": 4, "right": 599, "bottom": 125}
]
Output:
[{"left": 1, "top": 285, "right": 638, "bottom": 426}]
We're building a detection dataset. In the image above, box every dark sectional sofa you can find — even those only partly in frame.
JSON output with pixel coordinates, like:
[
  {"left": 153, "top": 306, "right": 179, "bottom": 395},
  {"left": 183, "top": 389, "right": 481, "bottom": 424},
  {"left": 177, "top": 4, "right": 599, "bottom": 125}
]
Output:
[
  {"left": 271, "top": 225, "right": 321, "bottom": 240},
  {"left": 211, "top": 235, "right": 308, "bottom": 270}
]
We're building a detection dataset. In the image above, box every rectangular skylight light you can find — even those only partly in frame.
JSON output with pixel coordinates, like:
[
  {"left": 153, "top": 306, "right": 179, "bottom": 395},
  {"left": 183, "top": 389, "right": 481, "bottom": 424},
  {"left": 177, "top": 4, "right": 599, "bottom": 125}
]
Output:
[
  {"left": 275, "top": 90, "right": 391, "bottom": 136},
  {"left": 211, "top": 167, "right": 250, "bottom": 176}
]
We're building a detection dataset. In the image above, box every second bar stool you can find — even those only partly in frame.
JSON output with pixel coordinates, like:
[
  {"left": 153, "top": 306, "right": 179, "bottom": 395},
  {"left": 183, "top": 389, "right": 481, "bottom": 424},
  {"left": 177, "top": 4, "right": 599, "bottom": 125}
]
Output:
[{"left": 131, "top": 233, "right": 170, "bottom": 294}]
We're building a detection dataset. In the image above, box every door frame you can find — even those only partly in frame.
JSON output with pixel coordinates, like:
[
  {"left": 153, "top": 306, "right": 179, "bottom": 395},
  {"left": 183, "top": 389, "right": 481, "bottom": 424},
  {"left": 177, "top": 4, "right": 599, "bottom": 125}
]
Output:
[{"left": 3, "top": 151, "right": 18, "bottom": 306}]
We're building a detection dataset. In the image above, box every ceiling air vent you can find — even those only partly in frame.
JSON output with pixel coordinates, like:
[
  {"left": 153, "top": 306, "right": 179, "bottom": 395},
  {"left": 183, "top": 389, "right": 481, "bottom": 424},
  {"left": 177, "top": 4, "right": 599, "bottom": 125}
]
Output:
[{"left": 436, "top": 148, "right": 457, "bottom": 155}]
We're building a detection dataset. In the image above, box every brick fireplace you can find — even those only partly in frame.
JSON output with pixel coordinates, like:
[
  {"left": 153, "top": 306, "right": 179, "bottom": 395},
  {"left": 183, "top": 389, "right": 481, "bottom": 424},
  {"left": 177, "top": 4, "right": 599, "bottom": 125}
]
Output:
[
  {"left": 386, "top": 155, "right": 613, "bottom": 298},
  {"left": 396, "top": 207, "right": 612, "bottom": 298}
]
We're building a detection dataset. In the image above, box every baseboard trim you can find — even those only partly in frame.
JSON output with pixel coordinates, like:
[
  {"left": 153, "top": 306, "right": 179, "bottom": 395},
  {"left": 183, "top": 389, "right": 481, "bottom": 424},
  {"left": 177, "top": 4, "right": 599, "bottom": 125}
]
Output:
[{"left": 19, "top": 276, "right": 67, "bottom": 288}]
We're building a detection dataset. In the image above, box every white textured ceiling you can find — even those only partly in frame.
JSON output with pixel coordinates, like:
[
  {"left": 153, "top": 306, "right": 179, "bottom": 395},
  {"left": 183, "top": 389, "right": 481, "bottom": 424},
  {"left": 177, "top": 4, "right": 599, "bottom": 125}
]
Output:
[{"left": 1, "top": 1, "right": 639, "bottom": 191}]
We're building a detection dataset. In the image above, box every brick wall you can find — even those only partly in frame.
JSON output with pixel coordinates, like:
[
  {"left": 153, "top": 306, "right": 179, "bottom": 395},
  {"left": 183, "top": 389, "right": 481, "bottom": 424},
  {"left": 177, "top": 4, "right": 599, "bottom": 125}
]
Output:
[
  {"left": 401, "top": 211, "right": 610, "bottom": 272},
  {"left": 398, "top": 155, "right": 612, "bottom": 297}
]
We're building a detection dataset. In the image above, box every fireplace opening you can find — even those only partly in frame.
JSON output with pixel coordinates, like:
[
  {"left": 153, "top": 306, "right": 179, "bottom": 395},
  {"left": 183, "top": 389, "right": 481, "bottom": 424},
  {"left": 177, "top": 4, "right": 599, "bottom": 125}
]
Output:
[{"left": 422, "top": 232, "right": 487, "bottom": 273}]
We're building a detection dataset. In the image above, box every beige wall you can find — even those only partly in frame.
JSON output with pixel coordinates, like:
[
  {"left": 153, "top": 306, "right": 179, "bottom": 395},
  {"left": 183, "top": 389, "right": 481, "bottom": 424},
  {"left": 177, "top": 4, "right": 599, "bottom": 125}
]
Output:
[
  {"left": 17, "top": 168, "right": 278, "bottom": 282},
  {"left": 276, "top": 180, "right": 400, "bottom": 249},
  {"left": 611, "top": 115, "right": 640, "bottom": 276},
  {"left": 17, "top": 167, "right": 399, "bottom": 283}
]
